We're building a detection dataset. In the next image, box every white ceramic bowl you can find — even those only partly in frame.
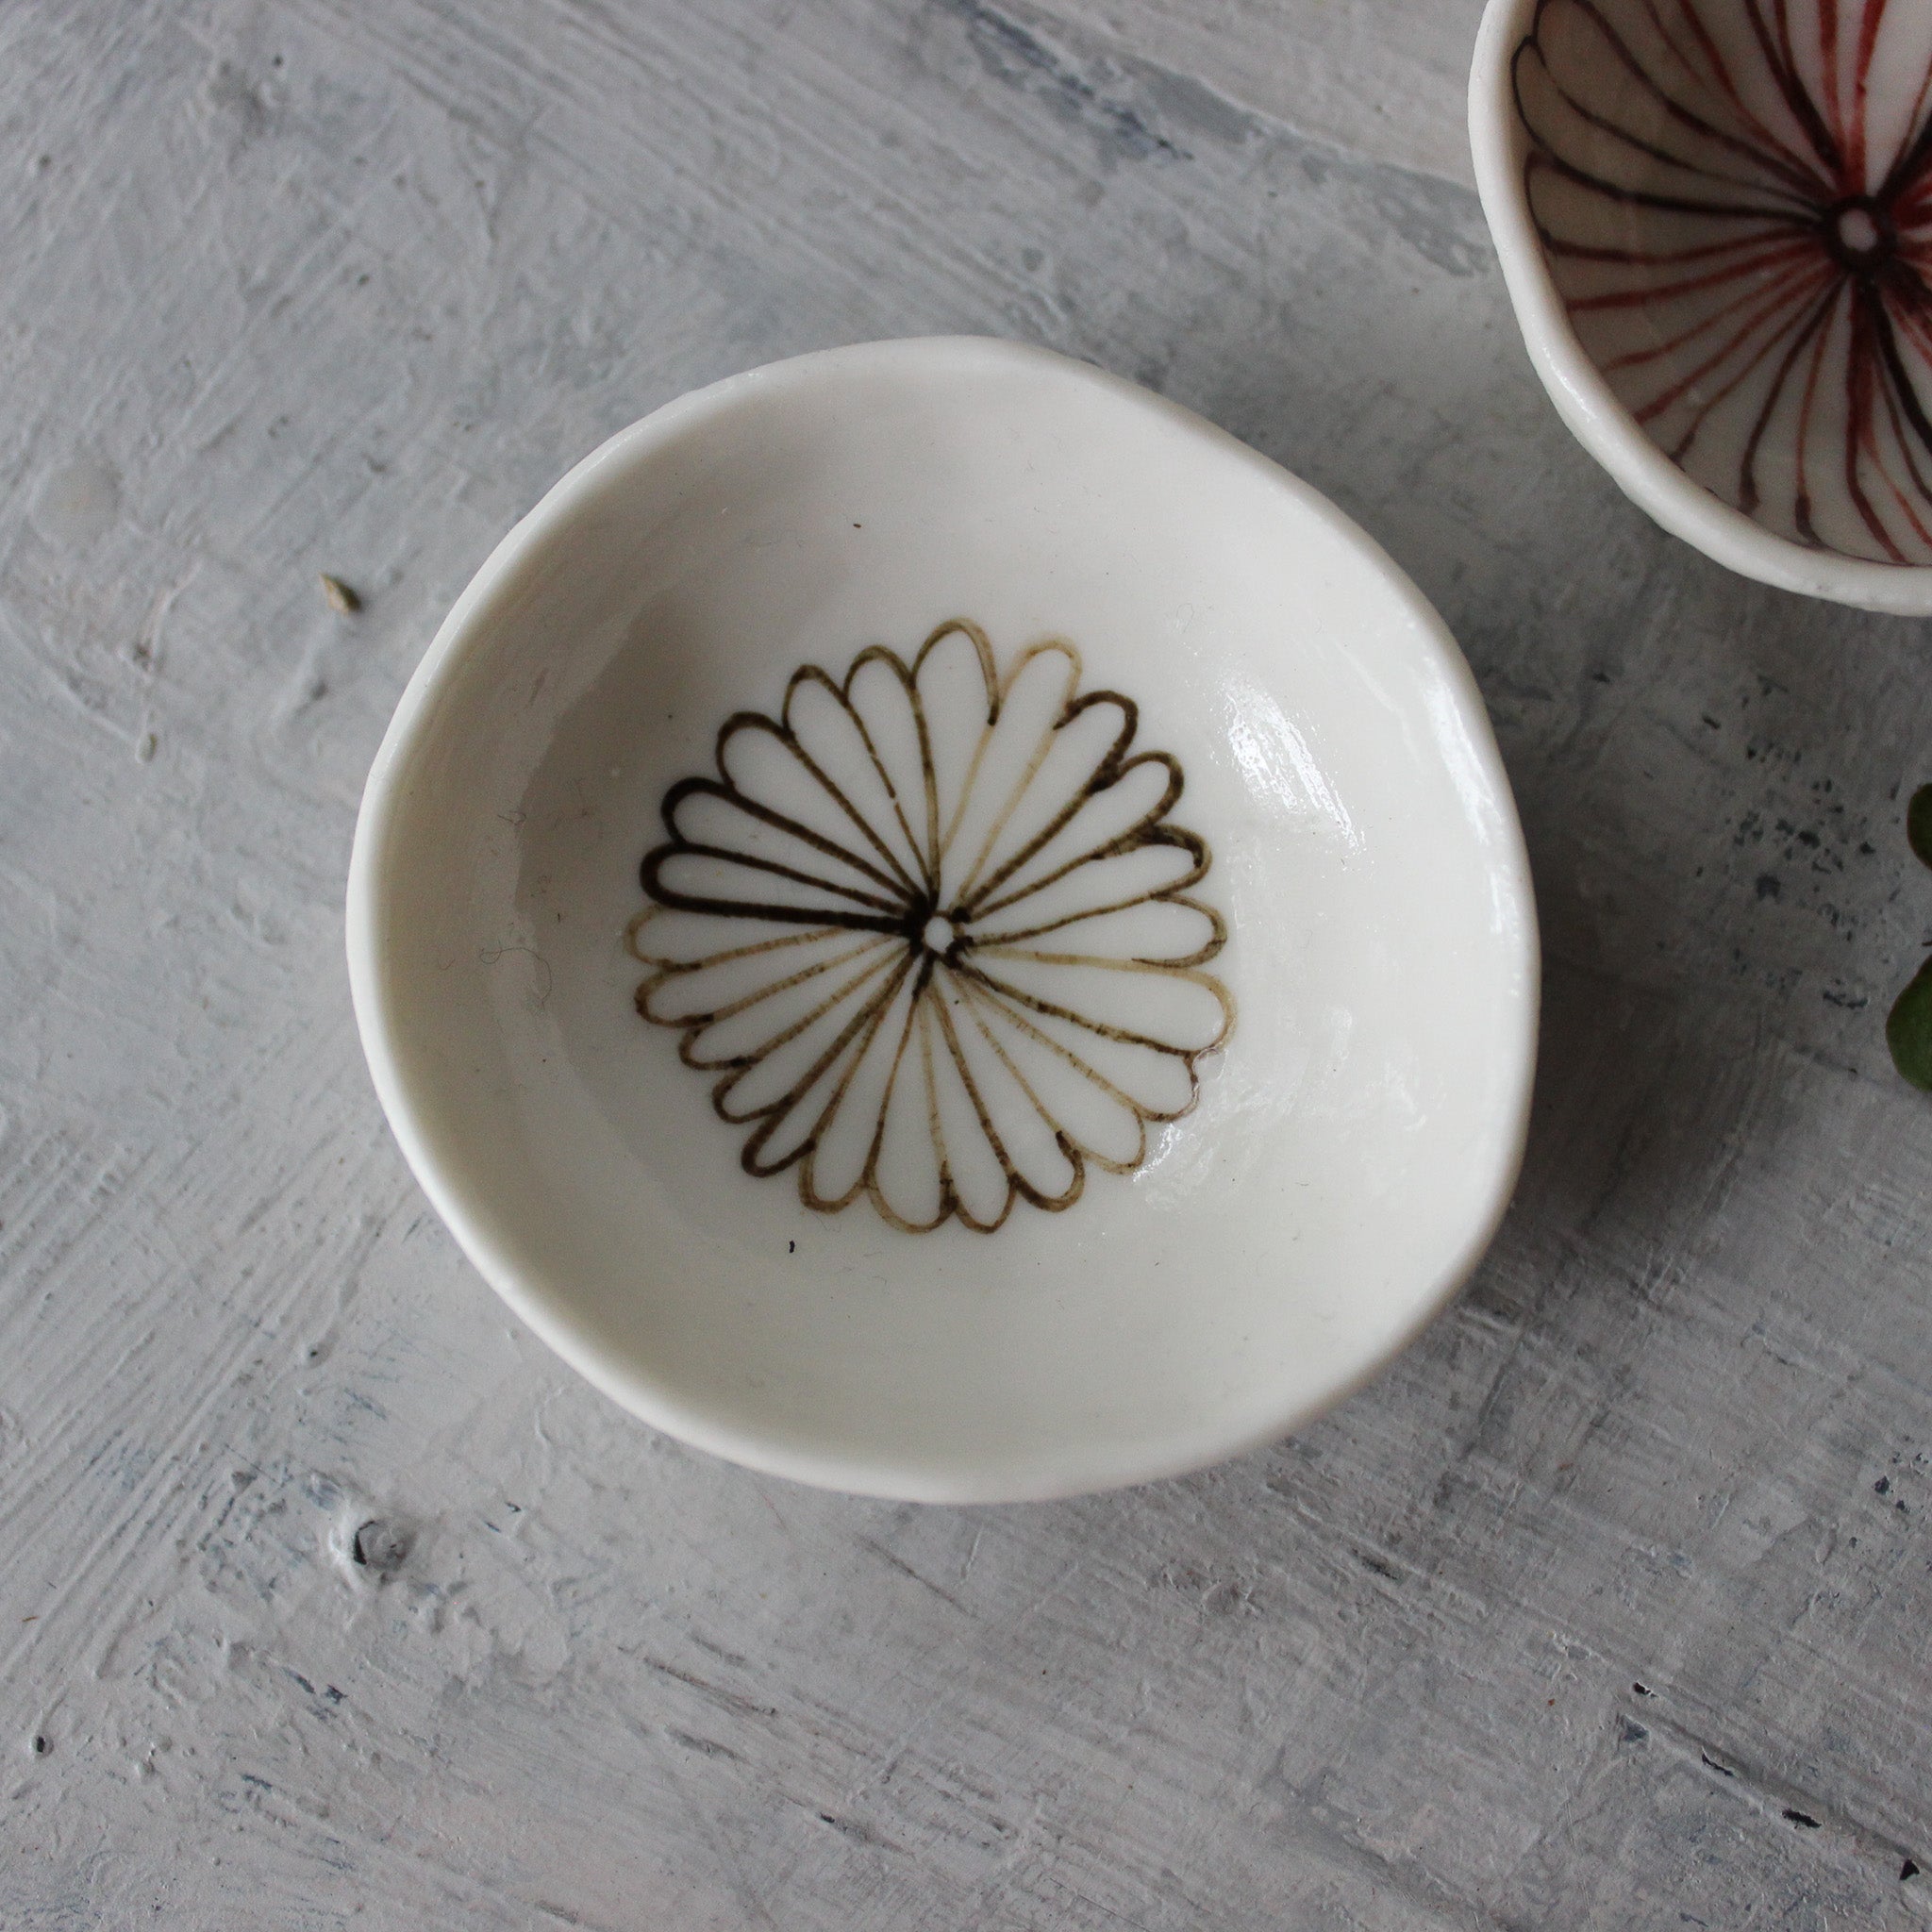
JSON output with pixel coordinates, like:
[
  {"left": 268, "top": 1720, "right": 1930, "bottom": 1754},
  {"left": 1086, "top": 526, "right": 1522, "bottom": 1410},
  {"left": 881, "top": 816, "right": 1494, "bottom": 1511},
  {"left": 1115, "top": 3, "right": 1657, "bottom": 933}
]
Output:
[
  {"left": 1471, "top": 0, "right": 1932, "bottom": 614},
  {"left": 346, "top": 337, "right": 1538, "bottom": 1503}
]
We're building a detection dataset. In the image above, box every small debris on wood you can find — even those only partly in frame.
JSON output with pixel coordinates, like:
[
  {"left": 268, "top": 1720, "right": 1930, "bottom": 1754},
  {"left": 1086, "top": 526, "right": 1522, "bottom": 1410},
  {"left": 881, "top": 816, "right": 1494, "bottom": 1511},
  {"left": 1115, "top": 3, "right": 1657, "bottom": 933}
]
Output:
[
  {"left": 351, "top": 1518, "right": 410, "bottom": 1574},
  {"left": 319, "top": 574, "right": 361, "bottom": 614}
]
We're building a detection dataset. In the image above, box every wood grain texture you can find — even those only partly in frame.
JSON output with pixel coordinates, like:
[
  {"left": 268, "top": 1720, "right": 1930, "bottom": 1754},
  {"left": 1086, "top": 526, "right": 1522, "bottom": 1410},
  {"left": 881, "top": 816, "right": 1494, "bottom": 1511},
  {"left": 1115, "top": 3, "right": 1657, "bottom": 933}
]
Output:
[{"left": 1, "top": 1, "right": 1928, "bottom": 1926}]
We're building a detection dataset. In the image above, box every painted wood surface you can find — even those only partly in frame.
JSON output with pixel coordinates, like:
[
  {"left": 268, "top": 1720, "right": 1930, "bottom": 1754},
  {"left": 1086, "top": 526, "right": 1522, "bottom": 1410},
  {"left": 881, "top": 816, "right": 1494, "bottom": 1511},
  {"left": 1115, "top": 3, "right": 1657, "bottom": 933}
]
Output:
[{"left": 2, "top": 1, "right": 1928, "bottom": 1925}]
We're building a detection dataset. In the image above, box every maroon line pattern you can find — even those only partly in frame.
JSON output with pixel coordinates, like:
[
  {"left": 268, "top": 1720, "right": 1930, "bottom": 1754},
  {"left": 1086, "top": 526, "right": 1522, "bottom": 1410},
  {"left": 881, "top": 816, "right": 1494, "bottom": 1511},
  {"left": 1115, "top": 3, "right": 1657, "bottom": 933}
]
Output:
[
  {"left": 1514, "top": 0, "right": 1932, "bottom": 564},
  {"left": 628, "top": 620, "right": 1233, "bottom": 1234}
]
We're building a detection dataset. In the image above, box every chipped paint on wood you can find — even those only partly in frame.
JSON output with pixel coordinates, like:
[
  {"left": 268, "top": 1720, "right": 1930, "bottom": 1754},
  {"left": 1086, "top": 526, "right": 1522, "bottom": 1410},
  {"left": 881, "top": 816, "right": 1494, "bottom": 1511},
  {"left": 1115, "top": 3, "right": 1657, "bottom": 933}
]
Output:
[{"left": 1, "top": 0, "right": 1927, "bottom": 1924}]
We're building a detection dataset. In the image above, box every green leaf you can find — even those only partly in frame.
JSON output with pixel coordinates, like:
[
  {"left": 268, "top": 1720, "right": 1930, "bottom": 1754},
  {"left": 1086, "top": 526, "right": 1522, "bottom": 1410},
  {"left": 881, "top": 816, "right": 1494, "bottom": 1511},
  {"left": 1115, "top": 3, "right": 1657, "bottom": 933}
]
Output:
[
  {"left": 1907, "top": 785, "right": 1932, "bottom": 870},
  {"left": 1888, "top": 958, "right": 1932, "bottom": 1091}
]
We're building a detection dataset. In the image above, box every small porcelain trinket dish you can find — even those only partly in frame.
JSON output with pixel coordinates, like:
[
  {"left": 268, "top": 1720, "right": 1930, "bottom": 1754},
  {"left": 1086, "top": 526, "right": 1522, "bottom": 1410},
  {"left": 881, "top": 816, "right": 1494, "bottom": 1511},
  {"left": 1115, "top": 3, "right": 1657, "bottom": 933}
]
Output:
[
  {"left": 1472, "top": 0, "right": 1932, "bottom": 613},
  {"left": 346, "top": 338, "right": 1538, "bottom": 1502}
]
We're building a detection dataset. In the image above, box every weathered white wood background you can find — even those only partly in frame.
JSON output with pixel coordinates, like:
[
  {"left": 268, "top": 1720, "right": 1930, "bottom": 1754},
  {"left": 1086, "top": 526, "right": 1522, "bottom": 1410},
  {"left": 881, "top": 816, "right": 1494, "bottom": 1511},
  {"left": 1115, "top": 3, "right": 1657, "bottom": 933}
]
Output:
[{"left": 4, "top": 1, "right": 1930, "bottom": 1924}]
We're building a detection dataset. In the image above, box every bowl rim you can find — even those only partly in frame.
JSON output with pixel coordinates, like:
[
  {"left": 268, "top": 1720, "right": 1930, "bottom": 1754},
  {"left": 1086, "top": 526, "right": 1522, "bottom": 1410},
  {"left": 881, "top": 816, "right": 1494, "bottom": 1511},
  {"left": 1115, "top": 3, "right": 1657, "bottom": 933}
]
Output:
[
  {"left": 345, "top": 334, "right": 1541, "bottom": 1503},
  {"left": 1468, "top": 0, "right": 1932, "bottom": 617}
]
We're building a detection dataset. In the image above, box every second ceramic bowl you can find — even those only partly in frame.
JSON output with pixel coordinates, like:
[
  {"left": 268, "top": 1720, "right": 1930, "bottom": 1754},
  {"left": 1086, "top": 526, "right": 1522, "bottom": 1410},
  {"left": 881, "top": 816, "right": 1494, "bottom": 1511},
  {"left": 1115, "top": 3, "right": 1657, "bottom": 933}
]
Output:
[
  {"left": 1472, "top": 0, "right": 1932, "bottom": 613},
  {"left": 346, "top": 337, "right": 1539, "bottom": 1502}
]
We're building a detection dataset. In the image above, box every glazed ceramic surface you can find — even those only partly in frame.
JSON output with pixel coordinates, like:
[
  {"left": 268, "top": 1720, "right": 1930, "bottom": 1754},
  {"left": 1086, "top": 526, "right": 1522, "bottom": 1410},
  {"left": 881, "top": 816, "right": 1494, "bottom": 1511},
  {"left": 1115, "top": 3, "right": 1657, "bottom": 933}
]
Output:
[
  {"left": 346, "top": 337, "right": 1538, "bottom": 1502},
  {"left": 631, "top": 619, "right": 1232, "bottom": 1233},
  {"left": 1472, "top": 0, "right": 1932, "bottom": 611}
]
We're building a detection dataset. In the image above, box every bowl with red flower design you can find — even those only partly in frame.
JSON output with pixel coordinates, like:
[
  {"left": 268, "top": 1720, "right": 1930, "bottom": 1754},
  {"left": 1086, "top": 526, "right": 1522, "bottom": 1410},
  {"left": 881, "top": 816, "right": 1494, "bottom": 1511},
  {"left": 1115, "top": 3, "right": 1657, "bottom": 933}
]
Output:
[
  {"left": 1472, "top": 0, "right": 1932, "bottom": 611},
  {"left": 346, "top": 339, "right": 1538, "bottom": 1502}
]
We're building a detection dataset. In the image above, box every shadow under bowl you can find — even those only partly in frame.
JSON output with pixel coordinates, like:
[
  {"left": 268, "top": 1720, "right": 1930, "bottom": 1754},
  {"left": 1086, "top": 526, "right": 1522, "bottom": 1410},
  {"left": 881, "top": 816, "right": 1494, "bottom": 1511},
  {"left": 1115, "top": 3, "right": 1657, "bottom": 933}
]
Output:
[{"left": 1472, "top": 0, "right": 1932, "bottom": 612}]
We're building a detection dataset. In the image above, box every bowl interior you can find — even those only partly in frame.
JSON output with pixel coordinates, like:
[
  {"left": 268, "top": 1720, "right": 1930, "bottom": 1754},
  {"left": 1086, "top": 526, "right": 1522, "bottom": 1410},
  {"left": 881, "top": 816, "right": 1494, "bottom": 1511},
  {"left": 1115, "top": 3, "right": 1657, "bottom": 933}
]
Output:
[
  {"left": 1512, "top": 0, "right": 1932, "bottom": 566},
  {"left": 354, "top": 340, "right": 1537, "bottom": 1501}
]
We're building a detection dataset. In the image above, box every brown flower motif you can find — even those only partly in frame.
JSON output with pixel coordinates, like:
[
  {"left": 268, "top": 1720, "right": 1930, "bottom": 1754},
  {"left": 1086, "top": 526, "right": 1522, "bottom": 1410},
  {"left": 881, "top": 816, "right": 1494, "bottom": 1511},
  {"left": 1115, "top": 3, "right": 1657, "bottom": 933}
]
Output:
[{"left": 627, "top": 620, "right": 1233, "bottom": 1233}]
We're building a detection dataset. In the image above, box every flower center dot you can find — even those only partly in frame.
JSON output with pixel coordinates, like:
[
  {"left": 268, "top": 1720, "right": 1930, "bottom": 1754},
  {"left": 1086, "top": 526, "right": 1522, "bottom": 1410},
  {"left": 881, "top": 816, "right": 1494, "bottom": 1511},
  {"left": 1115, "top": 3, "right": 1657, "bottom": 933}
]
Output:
[
  {"left": 1839, "top": 207, "right": 1879, "bottom": 254},
  {"left": 1828, "top": 198, "right": 1893, "bottom": 271},
  {"left": 921, "top": 913, "right": 958, "bottom": 956}
]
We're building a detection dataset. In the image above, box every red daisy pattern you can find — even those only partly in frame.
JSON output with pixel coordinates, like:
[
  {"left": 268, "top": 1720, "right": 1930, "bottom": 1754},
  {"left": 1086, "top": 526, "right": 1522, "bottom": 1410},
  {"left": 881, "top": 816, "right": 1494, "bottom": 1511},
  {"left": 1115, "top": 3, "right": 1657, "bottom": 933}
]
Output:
[{"left": 1515, "top": 0, "right": 1932, "bottom": 563}]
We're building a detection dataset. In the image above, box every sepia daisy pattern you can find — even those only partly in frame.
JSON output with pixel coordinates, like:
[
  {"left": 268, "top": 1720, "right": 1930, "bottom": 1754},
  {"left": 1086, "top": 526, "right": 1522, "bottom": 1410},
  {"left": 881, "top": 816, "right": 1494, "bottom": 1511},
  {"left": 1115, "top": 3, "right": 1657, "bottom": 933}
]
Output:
[{"left": 627, "top": 619, "right": 1233, "bottom": 1233}]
